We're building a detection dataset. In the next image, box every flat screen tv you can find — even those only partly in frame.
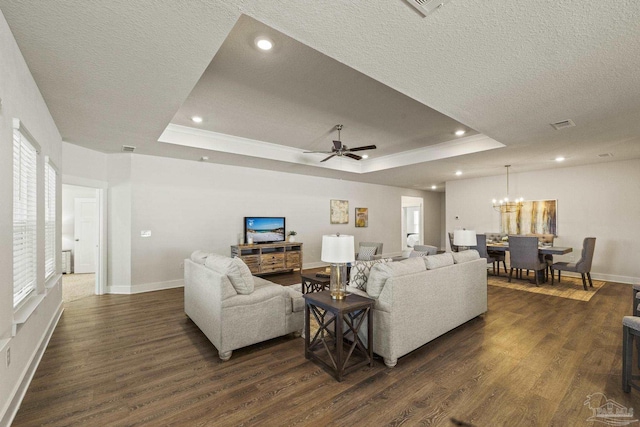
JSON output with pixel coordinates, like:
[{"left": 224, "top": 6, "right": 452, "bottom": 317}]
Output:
[{"left": 244, "top": 217, "right": 286, "bottom": 244}]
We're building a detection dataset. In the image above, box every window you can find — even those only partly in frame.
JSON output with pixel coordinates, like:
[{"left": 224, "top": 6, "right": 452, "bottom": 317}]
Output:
[
  {"left": 13, "top": 119, "right": 40, "bottom": 308},
  {"left": 45, "top": 159, "right": 57, "bottom": 279}
]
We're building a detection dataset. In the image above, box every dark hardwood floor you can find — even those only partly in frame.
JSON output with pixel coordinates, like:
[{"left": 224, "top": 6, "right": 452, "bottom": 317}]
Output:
[{"left": 11, "top": 271, "right": 640, "bottom": 426}]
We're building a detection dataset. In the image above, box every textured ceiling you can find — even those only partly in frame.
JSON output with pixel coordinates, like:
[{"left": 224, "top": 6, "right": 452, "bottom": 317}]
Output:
[{"left": 1, "top": 0, "right": 639, "bottom": 190}]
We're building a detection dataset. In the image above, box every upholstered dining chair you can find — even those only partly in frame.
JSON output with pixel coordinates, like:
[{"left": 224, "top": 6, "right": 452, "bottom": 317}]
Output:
[
  {"left": 356, "top": 242, "right": 383, "bottom": 260},
  {"left": 448, "top": 232, "right": 459, "bottom": 252},
  {"left": 471, "top": 234, "right": 498, "bottom": 275},
  {"left": 550, "top": 237, "right": 596, "bottom": 290},
  {"left": 508, "top": 235, "right": 547, "bottom": 286},
  {"left": 485, "top": 232, "right": 507, "bottom": 274},
  {"left": 526, "top": 233, "right": 555, "bottom": 280}
]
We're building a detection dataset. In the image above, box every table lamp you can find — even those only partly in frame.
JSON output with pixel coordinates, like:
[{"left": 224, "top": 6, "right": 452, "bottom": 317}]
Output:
[
  {"left": 321, "top": 234, "right": 355, "bottom": 300},
  {"left": 453, "top": 229, "right": 477, "bottom": 251}
]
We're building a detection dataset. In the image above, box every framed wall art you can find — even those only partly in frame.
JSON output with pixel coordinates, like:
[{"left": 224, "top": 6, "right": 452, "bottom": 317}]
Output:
[
  {"left": 355, "top": 207, "right": 368, "bottom": 228},
  {"left": 500, "top": 199, "right": 557, "bottom": 235},
  {"left": 330, "top": 199, "right": 349, "bottom": 224}
]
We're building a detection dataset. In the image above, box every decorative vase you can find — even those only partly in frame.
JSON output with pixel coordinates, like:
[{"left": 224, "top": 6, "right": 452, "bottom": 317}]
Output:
[{"left": 289, "top": 236, "right": 296, "bottom": 242}]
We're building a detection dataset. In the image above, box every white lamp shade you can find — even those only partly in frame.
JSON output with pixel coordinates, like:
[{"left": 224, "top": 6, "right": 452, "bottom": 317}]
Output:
[
  {"left": 453, "top": 230, "right": 477, "bottom": 247},
  {"left": 321, "top": 235, "right": 355, "bottom": 263}
]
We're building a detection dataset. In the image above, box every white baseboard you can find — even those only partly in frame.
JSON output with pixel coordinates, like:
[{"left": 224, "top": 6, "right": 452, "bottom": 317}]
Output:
[
  {"left": 107, "top": 279, "right": 184, "bottom": 294},
  {"left": 559, "top": 271, "right": 638, "bottom": 285},
  {"left": 1, "top": 302, "right": 64, "bottom": 427}
]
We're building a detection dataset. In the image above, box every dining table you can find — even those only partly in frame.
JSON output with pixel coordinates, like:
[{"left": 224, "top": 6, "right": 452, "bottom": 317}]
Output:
[{"left": 486, "top": 243, "right": 573, "bottom": 283}]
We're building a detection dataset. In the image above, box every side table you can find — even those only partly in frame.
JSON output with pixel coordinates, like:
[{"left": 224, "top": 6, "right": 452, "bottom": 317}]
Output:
[
  {"left": 301, "top": 272, "right": 330, "bottom": 294},
  {"left": 303, "top": 290, "right": 374, "bottom": 381}
]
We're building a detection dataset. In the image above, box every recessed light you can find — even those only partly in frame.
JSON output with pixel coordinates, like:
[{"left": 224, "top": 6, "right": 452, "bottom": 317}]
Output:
[
  {"left": 431, "top": 185, "right": 437, "bottom": 190},
  {"left": 555, "top": 156, "right": 565, "bottom": 162},
  {"left": 455, "top": 130, "right": 466, "bottom": 136},
  {"left": 455, "top": 171, "right": 462, "bottom": 176},
  {"left": 255, "top": 37, "right": 273, "bottom": 51},
  {"left": 191, "top": 116, "right": 203, "bottom": 123},
  {"left": 362, "top": 154, "right": 369, "bottom": 159}
]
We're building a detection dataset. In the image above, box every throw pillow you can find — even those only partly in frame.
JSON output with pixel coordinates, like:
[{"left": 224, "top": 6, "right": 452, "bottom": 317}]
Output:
[
  {"left": 204, "top": 254, "right": 255, "bottom": 294},
  {"left": 357, "top": 246, "right": 377, "bottom": 261},
  {"left": 409, "top": 250, "right": 430, "bottom": 258},
  {"left": 424, "top": 252, "right": 455, "bottom": 270},
  {"left": 366, "top": 257, "right": 426, "bottom": 298},
  {"left": 452, "top": 250, "right": 480, "bottom": 264},
  {"left": 349, "top": 258, "right": 392, "bottom": 291}
]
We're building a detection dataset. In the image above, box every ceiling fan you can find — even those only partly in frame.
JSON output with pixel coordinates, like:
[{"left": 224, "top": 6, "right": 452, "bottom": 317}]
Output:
[{"left": 304, "top": 124, "right": 377, "bottom": 162}]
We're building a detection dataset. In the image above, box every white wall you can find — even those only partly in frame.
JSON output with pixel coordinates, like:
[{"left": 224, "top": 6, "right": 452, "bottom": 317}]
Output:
[
  {"left": 446, "top": 159, "right": 640, "bottom": 283},
  {"left": 116, "top": 154, "right": 440, "bottom": 292},
  {"left": 0, "top": 10, "right": 63, "bottom": 424}
]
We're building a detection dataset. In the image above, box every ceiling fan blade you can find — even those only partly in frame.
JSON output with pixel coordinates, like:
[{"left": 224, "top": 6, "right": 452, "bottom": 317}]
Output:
[
  {"left": 320, "top": 154, "right": 337, "bottom": 163},
  {"left": 347, "top": 145, "right": 377, "bottom": 152},
  {"left": 303, "top": 150, "right": 333, "bottom": 154},
  {"left": 345, "top": 153, "right": 362, "bottom": 161},
  {"left": 333, "top": 140, "right": 342, "bottom": 150}
]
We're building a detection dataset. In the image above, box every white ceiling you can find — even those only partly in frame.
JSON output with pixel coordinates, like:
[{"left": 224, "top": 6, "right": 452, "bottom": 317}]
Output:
[{"left": 1, "top": 0, "right": 640, "bottom": 190}]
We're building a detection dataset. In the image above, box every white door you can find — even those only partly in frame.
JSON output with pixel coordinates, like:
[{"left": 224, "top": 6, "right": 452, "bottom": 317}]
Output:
[{"left": 74, "top": 198, "right": 98, "bottom": 274}]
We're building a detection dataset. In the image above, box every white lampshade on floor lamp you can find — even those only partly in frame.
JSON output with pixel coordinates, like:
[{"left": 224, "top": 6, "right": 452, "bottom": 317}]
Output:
[
  {"left": 453, "top": 229, "right": 477, "bottom": 251},
  {"left": 321, "top": 234, "right": 355, "bottom": 300}
]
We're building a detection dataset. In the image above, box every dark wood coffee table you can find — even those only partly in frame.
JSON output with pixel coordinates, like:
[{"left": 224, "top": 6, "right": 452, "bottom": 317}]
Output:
[
  {"left": 303, "top": 290, "right": 374, "bottom": 381},
  {"left": 301, "top": 272, "right": 330, "bottom": 294}
]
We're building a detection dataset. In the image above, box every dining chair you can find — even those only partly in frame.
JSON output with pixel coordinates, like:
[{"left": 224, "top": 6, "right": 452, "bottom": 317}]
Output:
[
  {"left": 448, "top": 232, "right": 459, "bottom": 252},
  {"left": 550, "top": 237, "right": 596, "bottom": 290},
  {"left": 508, "top": 235, "right": 547, "bottom": 286},
  {"left": 471, "top": 234, "right": 498, "bottom": 275},
  {"left": 485, "top": 232, "right": 507, "bottom": 274},
  {"left": 526, "top": 233, "right": 555, "bottom": 280}
]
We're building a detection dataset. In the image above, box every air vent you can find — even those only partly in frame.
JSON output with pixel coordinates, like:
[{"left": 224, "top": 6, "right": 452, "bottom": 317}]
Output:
[
  {"left": 598, "top": 153, "right": 613, "bottom": 158},
  {"left": 122, "top": 145, "right": 136, "bottom": 152},
  {"left": 550, "top": 119, "right": 576, "bottom": 130},
  {"left": 405, "top": 0, "right": 452, "bottom": 16}
]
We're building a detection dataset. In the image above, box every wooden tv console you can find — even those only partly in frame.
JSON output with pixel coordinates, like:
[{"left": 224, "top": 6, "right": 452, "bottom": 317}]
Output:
[{"left": 231, "top": 242, "right": 303, "bottom": 275}]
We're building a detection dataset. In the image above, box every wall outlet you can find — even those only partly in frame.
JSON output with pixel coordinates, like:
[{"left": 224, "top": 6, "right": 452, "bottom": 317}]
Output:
[{"left": 6, "top": 347, "right": 10, "bottom": 367}]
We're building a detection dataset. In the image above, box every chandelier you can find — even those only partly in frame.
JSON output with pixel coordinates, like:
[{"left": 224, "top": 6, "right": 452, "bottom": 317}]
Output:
[{"left": 492, "top": 165, "right": 524, "bottom": 213}]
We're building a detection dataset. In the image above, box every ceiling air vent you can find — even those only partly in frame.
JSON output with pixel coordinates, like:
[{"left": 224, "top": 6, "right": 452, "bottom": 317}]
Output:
[
  {"left": 550, "top": 119, "right": 576, "bottom": 130},
  {"left": 122, "top": 145, "right": 136, "bottom": 152},
  {"left": 598, "top": 153, "right": 613, "bottom": 158},
  {"left": 405, "top": 0, "right": 452, "bottom": 16}
]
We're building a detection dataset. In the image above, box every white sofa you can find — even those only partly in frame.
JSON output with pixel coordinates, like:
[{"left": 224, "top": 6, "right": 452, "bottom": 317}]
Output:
[
  {"left": 346, "top": 251, "right": 487, "bottom": 367},
  {"left": 184, "top": 251, "right": 304, "bottom": 361}
]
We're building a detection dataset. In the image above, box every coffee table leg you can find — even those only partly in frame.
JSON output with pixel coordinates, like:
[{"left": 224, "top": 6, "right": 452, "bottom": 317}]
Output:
[
  {"left": 367, "top": 307, "right": 373, "bottom": 367},
  {"left": 304, "top": 302, "right": 310, "bottom": 359},
  {"left": 336, "top": 313, "right": 343, "bottom": 382}
]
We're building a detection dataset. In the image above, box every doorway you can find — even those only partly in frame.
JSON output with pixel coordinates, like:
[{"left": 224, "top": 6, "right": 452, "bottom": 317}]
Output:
[
  {"left": 62, "top": 184, "right": 101, "bottom": 301},
  {"left": 401, "top": 196, "right": 424, "bottom": 249}
]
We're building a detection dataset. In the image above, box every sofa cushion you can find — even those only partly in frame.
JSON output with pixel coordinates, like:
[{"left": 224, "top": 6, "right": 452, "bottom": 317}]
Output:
[
  {"left": 349, "top": 258, "right": 392, "bottom": 291},
  {"left": 205, "top": 254, "right": 255, "bottom": 294},
  {"left": 424, "top": 252, "right": 454, "bottom": 270},
  {"left": 367, "top": 257, "right": 426, "bottom": 298},
  {"left": 452, "top": 250, "right": 480, "bottom": 264},
  {"left": 358, "top": 246, "right": 378, "bottom": 261},
  {"left": 190, "top": 250, "right": 211, "bottom": 265}
]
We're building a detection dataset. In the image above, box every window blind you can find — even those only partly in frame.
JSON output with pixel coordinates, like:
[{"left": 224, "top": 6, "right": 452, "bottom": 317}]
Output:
[
  {"left": 13, "top": 121, "right": 39, "bottom": 308},
  {"left": 45, "top": 160, "right": 57, "bottom": 279}
]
